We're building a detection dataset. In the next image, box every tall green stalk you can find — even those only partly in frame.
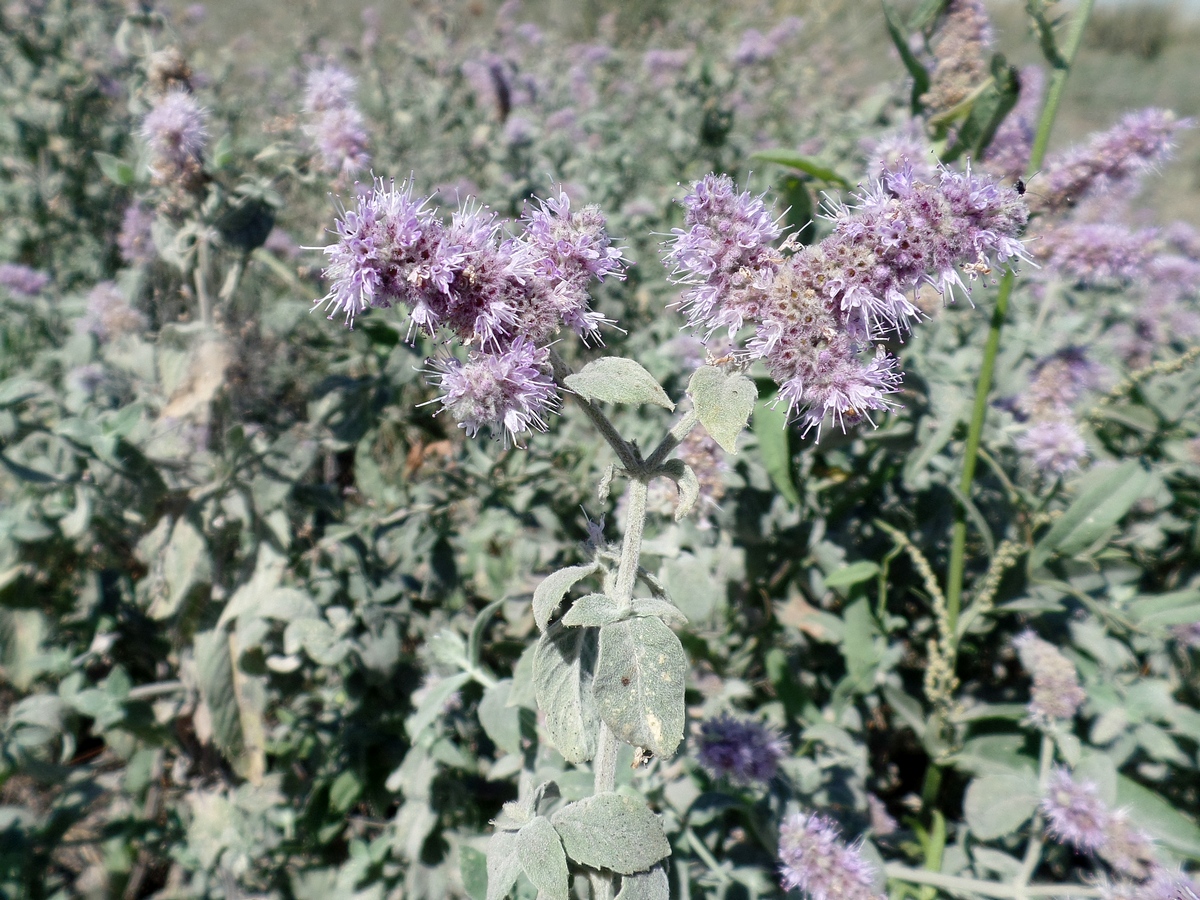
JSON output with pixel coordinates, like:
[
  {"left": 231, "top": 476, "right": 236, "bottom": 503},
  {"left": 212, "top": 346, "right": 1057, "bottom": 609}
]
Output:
[{"left": 944, "top": 0, "right": 1096, "bottom": 634}]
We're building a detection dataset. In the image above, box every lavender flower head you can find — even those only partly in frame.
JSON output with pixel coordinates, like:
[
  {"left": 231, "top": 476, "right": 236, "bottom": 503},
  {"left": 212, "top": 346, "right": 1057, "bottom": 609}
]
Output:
[
  {"left": 0, "top": 262, "right": 50, "bottom": 297},
  {"left": 79, "top": 282, "right": 148, "bottom": 342},
  {"left": 1036, "top": 109, "right": 1190, "bottom": 213},
  {"left": 1021, "top": 349, "right": 1104, "bottom": 419},
  {"left": 1043, "top": 768, "right": 1158, "bottom": 879},
  {"left": 1043, "top": 768, "right": 1110, "bottom": 852},
  {"left": 1037, "top": 223, "right": 1158, "bottom": 287},
  {"left": 1012, "top": 630, "right": 1086, "bottom": 722},
  {"left": 778, "top": 812, "right": 885, "bottom": 900},
  {"left": 303, "top": 65, "right": 357, "bottom": 114},
  {"left": 1015, "top": 418, "right": 1088, "bottom": 477},
  {"left": 317, "top": 179, "right": 625, "bottom": 442},
  {"left": 118, "top": 202, "right": 157, "bottom": 267},
  {"left": 921, "top": 0, "right": 994, "bottom": 114},
  {"left": 428, "top": 338, "right": 557, "bottom": 444},
  {"left": 695, "top": 712, "right": 787, "bottom": 784},
  {"left": 302, "top": 65, "right": 370, "bottom": 176},
  {"left": 667, "top": 164, "right": 1029, "bottom": 436},
  {"left": 141, "top": 90, "right": 208, "bottom": 179}
]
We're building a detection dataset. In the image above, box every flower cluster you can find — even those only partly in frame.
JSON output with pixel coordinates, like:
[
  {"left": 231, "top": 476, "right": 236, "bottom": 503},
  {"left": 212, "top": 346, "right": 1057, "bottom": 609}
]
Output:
[
  {"left": 666, "top": 166, "right": 1029, "bottom": 435},
  {"left": 141, "top": 89, "right": 208, "bottom": 183},
  {"left": 695, "top": 712, "right": 787, "bottom": 784},
  {"left": 778, "top": 812, "right": 885, "bottom": 900},
  {"left": 1042, "top": 769, "right": 1157, "bottom": 881},
  {"left": 79, "top": 283, "right": 147, "bottom": 342},
  {"left": 302, "top": 64, "right": 370, "bottom": 177},
  {"left": 921, "top": 0, "right": 994, "bottom": 115},
  {"left": 118, "top": 202, "right": 157, "bottom": 267},
  {"left": 0, "top": 262, "right": 50, "bottom": 298},
  {"left": 1012, "top": 630, "right": 1086, "bottom": 723},
  {"left": 1033, "top": 109, "right": 1189, "bottom": 213},
  {"left": 1014, "top": 349, "right": 1100, "bottom": 477},
  {"left": 317, "top": 179, "right": 625, "bottom": 442},
  {"left": 1036, "top": 222, "right": 1159, "bottom": 288}
]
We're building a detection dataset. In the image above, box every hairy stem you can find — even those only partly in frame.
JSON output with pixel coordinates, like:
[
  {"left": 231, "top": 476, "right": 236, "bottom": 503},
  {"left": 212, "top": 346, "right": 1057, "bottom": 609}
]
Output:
[
  {"left": 590, "top": 476, "right": 649, "bottom": 900},
  {"left": 548, "top": 348, "right": 641, "bottom": 472},
  {"left": 1015, "top": 732, "right": 1057, "bottom": 897},
  {"left": 944, "top": 0, "right": 1096, "bottom": 634}
]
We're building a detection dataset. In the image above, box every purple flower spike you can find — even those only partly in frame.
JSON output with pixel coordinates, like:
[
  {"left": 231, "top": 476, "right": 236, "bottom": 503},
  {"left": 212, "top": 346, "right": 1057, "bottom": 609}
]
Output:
[
  {"left": 778, "top": 812, "right": 885, "bottom": 900},
  {"left": 429, "top": 338, "right": 557, "bottom": 445},
  {"left": 1038, "top": 109, "right": 1190, "bottom": 212},
  {"left": 696, "top": 713, "right": 787, "bottom": 784},
  {"left": 316, "top": 178, "right": 436, "bottom": 327},
  {"left": 666, "top": 165, "right": 1028, "bottom": 438},
  {"left": 1012, "top": 630, "right": 1086, "bottom": 722},
  {"left": 1043, "top": 768, "right": 1109, "bottom": 852},
  {"left": 1016, "top": 419, "right": 1088, "bottom": 477},
  {"left": 665, "top": 173, "right": 783, "bottom": 337},
  {"left": 0, "top": 263, "right": 50, "bottom": 298},
  {"left": 303, "top": 65, "right": 370, "bottom": 175},
  {"left": 141, "top": 90, "right": 208, "bottom": 178}
]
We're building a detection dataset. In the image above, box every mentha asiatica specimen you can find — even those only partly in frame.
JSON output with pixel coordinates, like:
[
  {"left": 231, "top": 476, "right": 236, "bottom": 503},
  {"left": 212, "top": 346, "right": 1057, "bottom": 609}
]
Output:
[{"left": 666, "top": 163, "right": 1029, "bottom": 436}]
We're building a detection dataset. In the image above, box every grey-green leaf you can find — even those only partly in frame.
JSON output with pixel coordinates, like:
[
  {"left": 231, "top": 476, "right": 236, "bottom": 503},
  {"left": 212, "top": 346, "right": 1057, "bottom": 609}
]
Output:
[
  {"left": 406, "top": 671, "right": 472, "bottom": 740},
  {"left": 748, "top": 149, "right": 851, "bottom": 188},
  {"left": 551, "top": 793, "right": 671, "bottom": 875},
  {"left": 687, "top": 367, "right": 758, "bottom": 454},
  {"left": 1029, "top": 461, "right": 1153, "bottom": 571},
  {"left": 194, "top": 629, "right": 241, "bottom": 757},
  {"left": 1116, "top": 774, "right": 1200, "bottom": 857},
  {"left": 94, "top": 151, "right": 135, "bottom": 186},
  {"left": 517, "top": 816, "right": 569, "bottom": 900},
  {"left": 616, "top": 866, "right": 670, "bottom": 900},
  {"left": 658, "top": 459, "right": 699, "bottom": 522},
  {"left": 532, "top": 623, "right": 600, "bottom": 763},
  {"left": 534, "top": 564, "right": 599, "bottom": 632},
  {"left": 629, "top": 598, "right": 688, "bottom": 628},
  {"left": 593, "top": 617, "right": 686, "bottom": 757},
  {"left": 824, "top": 561, "right": 880, "bottom": 591},
  {"left": 564, "top": 358, "right": 674, "bottom": 410},
  {"left": 486, "top": 830, "right": 523, "bottom": 900},
  {"left": 963, "top": 773, "right": 1041, "bottom": 840},
  {"left": 461, "top": 845, "right": 488, "bottom": 900},
  {"left": 561, "top": 593, "right": 623, "bottom": 628}
]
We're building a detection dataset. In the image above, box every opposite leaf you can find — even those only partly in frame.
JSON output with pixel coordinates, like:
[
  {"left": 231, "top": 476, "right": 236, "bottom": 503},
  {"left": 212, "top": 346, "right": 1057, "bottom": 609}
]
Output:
[
  {"left": 660, "top": 459, "right": 699, "bottom": 522},
  {"left": 534, "top": 564, "right": 599, "bottom": 632},
  {"left": 616, "top": 866, "right": 671, "bottom": 900},
  {"left": 561, "top": 593, "right": 623, "bottom": 628},
  {"left": 687, "top": 367, "right": 757, "bottom": 454},
  {"left": 551, "top": 792, "right": 671, "bottom": 875},
  {"left": 565, "top": 358, "right": 675, "bottom": 410},
  {"left": 963, "top": 772, "right": 1041, "bottom": 840},
  {"left": 486, "top": 830, "right": 523, "bottom": 900},
  {"left": 593, "top": 617, "right": 686, "bottom": 758},
  {"left": 517, "top": 816, "right": 570, "bottom": 900},
  {"left": 532, "top": 623, "right": 600, "bottom": 763}
]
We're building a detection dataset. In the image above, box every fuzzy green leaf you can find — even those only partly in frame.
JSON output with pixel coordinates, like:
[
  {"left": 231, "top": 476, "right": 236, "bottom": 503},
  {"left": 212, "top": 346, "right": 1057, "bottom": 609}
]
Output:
[
  {"left": 533, "top": 564, "right": 599, "bottom": 632},
  {"left": 565, "top": 358, "right": 674, "bottom": 410},
  {"left": 688, "top": 367, "right": 757, "bottom": 454},
  {"left": 593, "top": 616, "right": 686, "bottom": 757},
  {"left": 532, "top": 623, "right": 600, "bottom": 763},
  {"left": 551, "top": 792, "right": 670, "bottom": 874},
  {"left": 517, "top": 816, "right": 569, "bottom": 900}
]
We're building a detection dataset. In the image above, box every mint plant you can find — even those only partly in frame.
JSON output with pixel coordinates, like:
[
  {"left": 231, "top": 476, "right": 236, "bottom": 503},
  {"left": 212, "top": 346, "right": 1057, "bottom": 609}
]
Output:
[{"left": 2, "top": 0, "right": 1200, "bottom": 898}]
